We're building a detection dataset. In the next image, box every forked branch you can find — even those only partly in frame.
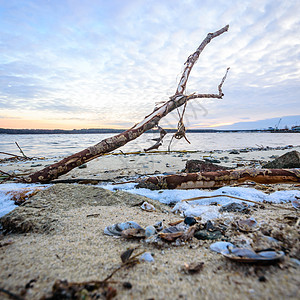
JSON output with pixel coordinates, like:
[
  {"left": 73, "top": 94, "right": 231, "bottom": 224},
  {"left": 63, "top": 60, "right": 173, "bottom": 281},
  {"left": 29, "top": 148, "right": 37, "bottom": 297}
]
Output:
[{"left": 22, "top": 25, "right": 230, "bottom": 183}]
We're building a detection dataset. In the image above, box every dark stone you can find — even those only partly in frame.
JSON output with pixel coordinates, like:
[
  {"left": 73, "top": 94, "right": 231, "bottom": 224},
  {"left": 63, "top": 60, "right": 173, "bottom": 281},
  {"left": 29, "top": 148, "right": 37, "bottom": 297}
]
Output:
[
  {"left": 262, "top": 150, "right": 300, "bottom": 169},
  {"left": 194, "top": 230, "right": 222, "bottom": 240},
  {"left": 185, "top": 160, "right": 231, "bottom": 173},
  {"left": 229, "top": 150, "right": 240, "bottom": 154},
  {"left": 184, "top": 217, "right": 197, "bottom": 226},
  {"left": 219, "top": 202, "right": 250, "bottom": 214},
  {"left": 123, "top": 282, "right": 132, "bottom": 289}
]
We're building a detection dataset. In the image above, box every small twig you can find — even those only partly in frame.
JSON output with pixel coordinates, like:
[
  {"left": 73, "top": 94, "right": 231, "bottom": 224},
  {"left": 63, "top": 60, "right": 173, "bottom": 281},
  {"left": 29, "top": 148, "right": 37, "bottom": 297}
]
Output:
[
  {"left": 103, "top": 250, "right": 146, "bottom": 282},
  {"left": 0, "top": 152, "right": 25, "bottom": 159},
  {"left": 15, "top": 142, "right": 27, "bottom": 158},
  {"left": 0, "top": 287, "right": 24, "bottom": 300},
  {"left": 182, "top": 194, "right": 294, "bottom": 210},
  {"left": 144, "top": 126, "right": 167, "bottom": 152}
]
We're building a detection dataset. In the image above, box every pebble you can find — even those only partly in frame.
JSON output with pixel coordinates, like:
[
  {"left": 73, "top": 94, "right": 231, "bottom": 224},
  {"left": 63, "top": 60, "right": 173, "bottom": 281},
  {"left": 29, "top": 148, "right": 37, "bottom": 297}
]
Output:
[
  {"left": 139, "top": 252, "right": 154, "bottom": 263},
  {"left": 210, "top": 241, "right": 235, "bottom": 253},
  {"left": 145, "top": 225, "right": 156, "bottom": 238}
]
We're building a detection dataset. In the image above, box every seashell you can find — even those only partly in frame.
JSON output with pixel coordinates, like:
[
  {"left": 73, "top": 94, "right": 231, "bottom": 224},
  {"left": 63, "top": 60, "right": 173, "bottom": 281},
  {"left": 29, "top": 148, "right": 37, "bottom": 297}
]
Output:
[
  {"left": 162, "top": 223, "right": 187, "bottom": 234},
  {"left": 153, "top": 221, "right": 163, "bottom": 231},
  {"left": 139, "top": 252, "right": 154, "bottom": 263},
  {"left": 182, "top": 262, "right": 204, "bottom": 274},
  {"left": 210, "top": 241, "right": 235, "bottom": 253},
  {"left": 292, "top": 197, "right": 300, "bottom": 210},
  {"left": 140, "top": 201, "right": 156, "bottom": 212},
  {"left": 104, "top": 221, "right": 144, "bottom": 236},
  {"left": 237, "top": 218, "right": 258, "bottom": 232},
  {"left": 159, "top": 231, "right": 184, "bottom": 241},
  {"left": 145, "top": 225, "right": 156, "bottom": 238},
  {"left": 221, "top": 247, "right": 285, "bottom": 263},
  {"left": 121, "top": 228, "right": 145, "bottom": 239}
]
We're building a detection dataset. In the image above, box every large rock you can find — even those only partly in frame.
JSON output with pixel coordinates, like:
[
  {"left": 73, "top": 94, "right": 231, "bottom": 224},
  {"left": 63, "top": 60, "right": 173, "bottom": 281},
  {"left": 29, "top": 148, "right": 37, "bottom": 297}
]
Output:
[
  {"left": 185, "top": 160, "right": 231, "bottom": 173},
  {"left": 263, "top": 151, "right": 300, "bottom": 169}
]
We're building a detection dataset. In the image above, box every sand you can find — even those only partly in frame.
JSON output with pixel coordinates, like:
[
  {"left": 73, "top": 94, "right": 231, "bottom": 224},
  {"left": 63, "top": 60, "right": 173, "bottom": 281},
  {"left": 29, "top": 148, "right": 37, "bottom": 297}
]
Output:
[{"left": 0, "top": 149, "right": 300, "bottom": 299}]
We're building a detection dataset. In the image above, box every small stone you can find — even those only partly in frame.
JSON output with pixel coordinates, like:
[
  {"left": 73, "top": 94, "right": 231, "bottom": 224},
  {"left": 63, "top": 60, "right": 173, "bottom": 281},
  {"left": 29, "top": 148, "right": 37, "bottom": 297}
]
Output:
[
  {"left": 184, "top": 217, "right": 197, "bottom": 226},
  {"left": 139, "top": 252, "right": 154, "bottom": 263},
  {"left": 229, "top": 150, "right": 240, "bottom": 154},
  {"left": 194, "top": 230, "right": 222, "bottom": 240},
  {"left": 78, "top": 164, "right": 87, "bottom": 169},
  {"left": 123, "top": 282, "right": 132, "bottom": 289},
  {"left": 219, "top": 202, "right": 250, "bottom": 214},
  {"left": 145, "top": 225, "right": 156, "bottom": 238}
]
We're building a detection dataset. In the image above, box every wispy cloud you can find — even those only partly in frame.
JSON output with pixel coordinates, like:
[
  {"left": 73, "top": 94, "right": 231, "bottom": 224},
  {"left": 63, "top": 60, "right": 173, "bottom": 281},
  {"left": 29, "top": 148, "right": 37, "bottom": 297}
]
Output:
[{"left": 0, "top": 0, "right": 299, "bottom": 129}]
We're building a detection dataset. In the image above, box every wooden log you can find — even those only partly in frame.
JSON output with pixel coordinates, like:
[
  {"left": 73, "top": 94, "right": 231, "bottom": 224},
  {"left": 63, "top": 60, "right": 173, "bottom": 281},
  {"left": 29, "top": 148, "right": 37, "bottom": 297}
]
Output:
[
  {"left": 23, "top": 25, "right": 230, "bottom": 183},
  {"left": 139, "top": 169, "right": 300, "bottom": 189}
]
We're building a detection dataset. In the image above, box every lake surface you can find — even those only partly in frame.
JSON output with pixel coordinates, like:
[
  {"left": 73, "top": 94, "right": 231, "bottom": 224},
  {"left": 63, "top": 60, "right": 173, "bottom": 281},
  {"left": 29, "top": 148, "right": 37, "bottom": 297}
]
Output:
[{"left": 0, "top": 132, "right": 299, "bottom": 158}]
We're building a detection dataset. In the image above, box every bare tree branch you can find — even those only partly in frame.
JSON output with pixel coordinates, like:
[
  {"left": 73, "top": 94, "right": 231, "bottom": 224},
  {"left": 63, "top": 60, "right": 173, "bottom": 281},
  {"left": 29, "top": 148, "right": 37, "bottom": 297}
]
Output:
[
  {"left": 139, "top": 169, "right": 300, "bottom": 189},
  {"left": 22, "top": 25, "right": 230, "bottom": 183}
]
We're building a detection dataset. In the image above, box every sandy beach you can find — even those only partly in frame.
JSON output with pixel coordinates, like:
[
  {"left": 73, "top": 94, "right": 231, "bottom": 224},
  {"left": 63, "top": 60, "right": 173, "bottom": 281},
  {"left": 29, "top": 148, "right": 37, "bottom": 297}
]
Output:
[{"left": 0, "top": 147, "right": 300, "bottom": 299}]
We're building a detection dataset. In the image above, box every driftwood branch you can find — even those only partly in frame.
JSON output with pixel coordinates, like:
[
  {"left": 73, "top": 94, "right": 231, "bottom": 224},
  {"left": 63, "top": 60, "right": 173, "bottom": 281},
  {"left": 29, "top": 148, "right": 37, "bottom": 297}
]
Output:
[
  {"left": 22, "top": 25, "right": 230, "bottom": 183},
  {"left": 139, "top": 169, "right": 300, "bottom": 189}
]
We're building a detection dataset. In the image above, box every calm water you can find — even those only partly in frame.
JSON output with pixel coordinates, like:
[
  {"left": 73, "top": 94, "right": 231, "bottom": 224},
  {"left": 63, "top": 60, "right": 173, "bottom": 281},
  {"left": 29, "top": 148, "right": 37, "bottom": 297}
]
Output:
[{"left": 0, "top": 132, "right": 299, "bottom": 158}]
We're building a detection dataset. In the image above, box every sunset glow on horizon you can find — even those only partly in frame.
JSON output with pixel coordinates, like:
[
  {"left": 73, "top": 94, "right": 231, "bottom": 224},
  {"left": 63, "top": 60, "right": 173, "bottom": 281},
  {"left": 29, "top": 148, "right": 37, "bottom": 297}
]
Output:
[{"left": 1, "top": 1, "right": 299, "bottom": 130}]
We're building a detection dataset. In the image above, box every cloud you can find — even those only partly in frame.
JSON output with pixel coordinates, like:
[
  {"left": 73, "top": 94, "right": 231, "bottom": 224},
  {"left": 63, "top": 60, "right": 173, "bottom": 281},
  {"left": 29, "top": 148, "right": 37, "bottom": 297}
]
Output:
[{"left": 0, "top": 0, "right": 299, "bottom": 129}]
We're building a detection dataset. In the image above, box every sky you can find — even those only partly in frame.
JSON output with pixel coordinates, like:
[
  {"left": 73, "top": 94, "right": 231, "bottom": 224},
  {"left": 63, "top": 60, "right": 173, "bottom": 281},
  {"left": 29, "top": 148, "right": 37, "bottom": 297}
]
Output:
[{"left": 0, "top": 0, "right": 299, "bottom": 130}]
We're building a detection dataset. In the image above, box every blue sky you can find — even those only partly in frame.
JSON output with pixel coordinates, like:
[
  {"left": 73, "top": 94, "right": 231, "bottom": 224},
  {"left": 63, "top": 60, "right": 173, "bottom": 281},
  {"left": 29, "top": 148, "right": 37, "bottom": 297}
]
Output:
[{"left": 0, "top": 0, "right": 299, "bottom": 129}]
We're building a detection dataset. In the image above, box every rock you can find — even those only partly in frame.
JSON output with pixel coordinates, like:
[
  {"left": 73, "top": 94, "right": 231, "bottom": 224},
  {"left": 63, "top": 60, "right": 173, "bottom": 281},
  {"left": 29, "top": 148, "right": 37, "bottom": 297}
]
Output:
[
  {"left": 185, "top": 160, "right": 231, "bottom": 173},
  {"left": 219, "top": 202, "right": 250, "bottom": 214},
  {"left": 263, "top": 150, "right": 300, "bottom": 169},
  {"left": 229, "top": 150, "right": 240, "bottom": 154},
  {"left": 194, "top": 230, "right": 222, "bottom": 240}
]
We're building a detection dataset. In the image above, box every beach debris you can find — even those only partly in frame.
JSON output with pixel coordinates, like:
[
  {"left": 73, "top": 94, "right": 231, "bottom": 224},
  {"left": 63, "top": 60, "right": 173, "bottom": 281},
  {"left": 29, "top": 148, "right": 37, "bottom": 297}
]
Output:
[
  {"left": 144, "top": 126, "right": 167, "bottom": 152},
  {"left": 41, "top": 279, "right": 117, "bottom": 300},
  {"left": 210, "top": 241, "right": 235, "bottom": 253},
  {"left": 194, "top": 229, "right": 222, "bottom": 240},
  {"left": 140, "top": 201, "right": 156, "bottom": 212},
  {"left": 122, "top": 282, "right": 132, "bottom": 289},
  {"left": 0, "top": 287, "right": 24, "bottom": 300},
  {"left": 153, "top": 221, "right": 164, "bottom": 231},
  {"left": 104, "top": 221, "right": 144, "bottom": 237},
  {"left": 221, "top": 247, "right": 285, "bottom": 264},
  {"left": 220, "top": 202, "right": 250, "bottom": 214},
  {"left": 78, "top": 163, "right": 87, "bottom": 169},
  {"left": 237, "top": 218, "right": 258, "bottom": 232},
  {"left": 120, "top": 248, "right": 136, "bottom": 263},
  {"left": 159, "top": 231, "right": 184, "bottom": 242},
  {"left": 121, "top": 228, "right": 145, "bottom": 239},
  {"left": 139, "top": 252, "right": 154, "bottom": 263},
  {"left": 22, "top": 25, "right": 230, "bottom": 184},
  {"left": 291, "top": 196, "right": 300, "bottom": 210},
  {"left": 185, "top": 159, "right": 230, "bottom": 173},
  {"left": 145, "top": 225, "right": 156, "bottom": 238},
  {"left": 184, "top": 216, "right": 197, "bottom": 226},
  {"left": 5, "top": 186, "right": 46, "bottom": 205},
  {"left": 139, "top": 169, "right": 300, "bottom": 189},
  {"left": 263, "top": 150, "right": 300, "bottom": 169},
  {"left": 182, "top": 262, "right": 204, "bottom": 274},
  {"left": 194, "top": 220, "right": 223, "bottom": 240},
  {"left": 0, "top": 240, "right": 14, "bottom": 248}
]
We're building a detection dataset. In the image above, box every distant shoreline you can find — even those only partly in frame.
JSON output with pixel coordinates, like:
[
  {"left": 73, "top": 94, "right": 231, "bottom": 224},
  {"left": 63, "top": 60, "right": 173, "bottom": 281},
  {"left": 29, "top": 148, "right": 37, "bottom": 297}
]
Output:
[{"left": 0, "top": 128, "right": 299, "bottom": 134}]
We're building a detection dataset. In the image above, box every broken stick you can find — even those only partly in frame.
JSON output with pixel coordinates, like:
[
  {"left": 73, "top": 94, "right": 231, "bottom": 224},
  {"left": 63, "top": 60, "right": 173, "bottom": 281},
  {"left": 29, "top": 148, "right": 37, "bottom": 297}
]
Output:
[{"left": 22, "top": 25, "right": 230, "bottom": 183}]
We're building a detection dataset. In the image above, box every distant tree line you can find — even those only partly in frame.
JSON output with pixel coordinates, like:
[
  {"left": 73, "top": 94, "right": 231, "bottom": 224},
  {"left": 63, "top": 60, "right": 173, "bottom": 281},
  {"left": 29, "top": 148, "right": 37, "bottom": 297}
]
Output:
[{"left": 0, "top": 128, "right": 226, "bottom": 134}]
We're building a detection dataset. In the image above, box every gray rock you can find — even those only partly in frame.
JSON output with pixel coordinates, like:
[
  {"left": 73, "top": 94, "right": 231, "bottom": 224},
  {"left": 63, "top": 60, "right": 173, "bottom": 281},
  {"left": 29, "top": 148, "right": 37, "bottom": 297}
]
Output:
[
  {"left": 185, "top": 160, "right": 231, "bottom": 173},
  {"left": 263, "top": 150, "right": 300, "bottom": 169}
]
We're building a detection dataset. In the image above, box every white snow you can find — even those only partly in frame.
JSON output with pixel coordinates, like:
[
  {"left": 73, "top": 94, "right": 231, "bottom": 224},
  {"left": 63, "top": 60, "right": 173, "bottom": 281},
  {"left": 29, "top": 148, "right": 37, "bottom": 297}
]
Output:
[
  {"left": 0, "top": 183, "right": 48, "bottom": 218},
  {"left": 100, "top": 182, "right": 300, "bottom": 220}
]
